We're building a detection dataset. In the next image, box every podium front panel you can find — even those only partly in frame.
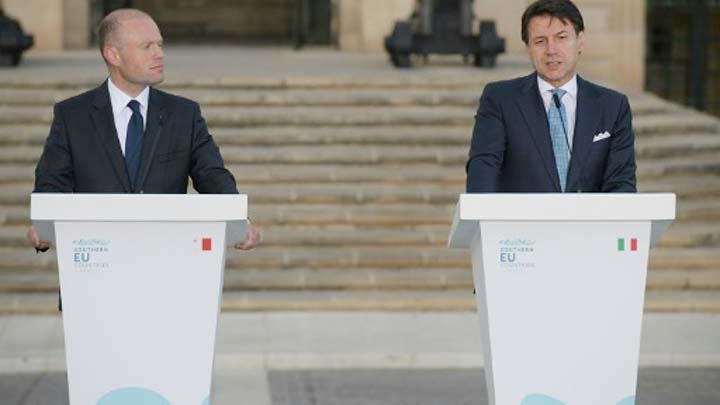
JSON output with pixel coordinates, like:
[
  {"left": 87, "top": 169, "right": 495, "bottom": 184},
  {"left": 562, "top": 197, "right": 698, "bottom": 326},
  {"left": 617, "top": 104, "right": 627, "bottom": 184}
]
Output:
[
  {"left": 56, "top": 221, "right": 227, "bottom": 405},
  {"left": 471, "top": 221, "right": 650, "bottom": 405}
]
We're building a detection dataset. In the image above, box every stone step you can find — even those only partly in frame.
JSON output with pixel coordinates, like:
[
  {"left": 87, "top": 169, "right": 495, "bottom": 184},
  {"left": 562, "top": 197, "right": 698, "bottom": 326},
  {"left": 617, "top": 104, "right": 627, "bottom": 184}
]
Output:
[
  {"left": 0, "top": 164, "right": 34, "bottom": 184},
  {"left": 3, "top": 203, "right": 456, "bottom": 226},
  {"left": 2, "top": 245, "right": 719, "bottom": 272},
  {"left": 0, "top": 162, "right": 468, "bottom": 185},
  {"left": 677, "top": 199, "right": 720, "bottom": 222},
  {"left": 635, "top": 134, "right": 720, "bottom": 158},
  {"left": 1, "top": 289, "right": 719, "bottom": 315},
  {"left": 639, "top": 153, "right": 720, "bottom": 177},
  {"left": 0, "top": 160, "right": 715, "bottom": 188},
  {"left": 643, "top": 290, "right": 720, "bottom": 312},
  {"left": 0, "top": 87, "right": 680, "bottom": 115},
  {"left": 1, "top": 267, "right": 718, "bottom": 295},
  {"left": 658, "top": 223, "right": 720, "bottom": 248},
  {"left": 2, "top": 196, "right": 720, "bottom": 229},
  {"left": 0, "top": 183, "right": 467, "bottom": 205},
  {"left": 0, "top": 246, "right": 470, "bottom": 271},
  {"left": 0, "top": 144, "right": 469, "bottom": 165},
  {"left": 633, "top": 114, "right": 719, "bottom": 136},
  {"left": 0, "top": 88, "right": 486, "bottom": 107},
  {"left": 0, "top": 124, "right": 469, "bottom": 146},
  {"left": 2, "top": 144, "right": 719, "bottom": 179},
  {"left": 2, "top": 123, "right": 717, "bottom": 149},
  {"left": 640, "top": 175, "right": 720, "bottom": 198},
  {"left": 0, "top": 268, "right": 472, "bottom": 293},
  {"left": 0, "top": 73, "right": 530, "bottom": 91},
  {"left": 0, "top": 105, "right": 475, "bottom": 127},
  {"left": 0, "top": 104, "right": 716, "bottom": 131},
  {"left": 649, "top": 247, "right": 720, "bottom": 270},
  {"left": 3, "top": 222, "right": 716, "bottom": 249},
  {"left": 645, "top": 269, "right": 720, "bottom": 290},
  {"left": 3, "top": 174, "right": 720, "bottom": 207}
]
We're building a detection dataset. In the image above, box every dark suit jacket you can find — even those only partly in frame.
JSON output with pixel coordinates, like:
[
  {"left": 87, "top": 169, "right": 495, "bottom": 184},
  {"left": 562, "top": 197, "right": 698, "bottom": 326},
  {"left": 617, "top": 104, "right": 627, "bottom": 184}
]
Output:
[
  {"left": 34, "top": 81, "right": 238, "bottom": 194},
  {"left": 466, "top": 73, "right": 637, "bottom": 193}
]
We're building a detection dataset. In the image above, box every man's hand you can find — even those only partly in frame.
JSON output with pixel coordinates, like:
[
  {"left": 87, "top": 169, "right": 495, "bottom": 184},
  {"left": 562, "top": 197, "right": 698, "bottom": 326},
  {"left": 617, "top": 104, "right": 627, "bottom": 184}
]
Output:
[
  {"left": 27, "top": 225, "right": 50, "bottom": 252},
  {"left": 234, "top": 223, "right": 260, "bottom": 250}
]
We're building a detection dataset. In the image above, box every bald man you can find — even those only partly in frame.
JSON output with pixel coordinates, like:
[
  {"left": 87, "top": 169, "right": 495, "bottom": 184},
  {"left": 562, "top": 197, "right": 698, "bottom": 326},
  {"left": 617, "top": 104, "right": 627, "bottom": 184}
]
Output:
[{"left": 28, "top": 9, "right": 260, "bottom": 250}]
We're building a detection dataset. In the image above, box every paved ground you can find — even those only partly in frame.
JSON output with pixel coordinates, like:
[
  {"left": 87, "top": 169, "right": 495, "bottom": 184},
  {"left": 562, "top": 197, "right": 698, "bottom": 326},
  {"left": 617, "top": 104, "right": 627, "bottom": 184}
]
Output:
[
  {"left": 0, "top": 312, "right": 719, "bottom": 404},
  {"left": 0, "top": 46, "right": 533, "bottom": 87},
  {"left": 3, "top": 368, "right": 720, "bottom": 405}
]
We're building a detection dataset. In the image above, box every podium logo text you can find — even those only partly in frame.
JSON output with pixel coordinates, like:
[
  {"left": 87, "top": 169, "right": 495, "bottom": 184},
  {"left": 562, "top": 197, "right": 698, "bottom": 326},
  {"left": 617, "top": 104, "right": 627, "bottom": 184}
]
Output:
[
  {"left": 71, "top": 239, "right": 111, "bottom": 271},
  {"left": 498, "top": 239, "right": 536, "bottom": 271}
]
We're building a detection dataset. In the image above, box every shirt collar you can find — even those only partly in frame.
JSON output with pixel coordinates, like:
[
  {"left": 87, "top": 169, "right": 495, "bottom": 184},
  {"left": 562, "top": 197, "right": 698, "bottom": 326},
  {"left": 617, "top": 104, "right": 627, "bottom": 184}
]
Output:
[
  {"left": 107, "top": 77, "right": 150, "bottom": 114},
  {"left": 537, "top": 74, "right": 577, "bottom": 100}
]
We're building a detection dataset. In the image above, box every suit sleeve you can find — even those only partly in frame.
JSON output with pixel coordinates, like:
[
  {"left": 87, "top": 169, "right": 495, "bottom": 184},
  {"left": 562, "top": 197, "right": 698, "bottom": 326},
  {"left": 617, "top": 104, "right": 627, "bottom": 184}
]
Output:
[
  {"left": 466, "top": 84, "right": 506, "bottom": 192},
  {"left": 602, "top": 94, "right": 637, "bottom": 192},
  {"left": 34, "top": 104, "right": 75, "bottom": 192},
  {"left": 188, "top": 103, "right": 239, "bottom": 194}
]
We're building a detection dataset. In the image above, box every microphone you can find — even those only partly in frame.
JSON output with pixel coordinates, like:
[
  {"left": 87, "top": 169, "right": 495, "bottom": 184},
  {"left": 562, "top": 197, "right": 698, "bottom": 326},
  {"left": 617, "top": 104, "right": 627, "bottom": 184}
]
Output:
[{"left": 552, "top": 93, "right": 572, "bottom": 155}]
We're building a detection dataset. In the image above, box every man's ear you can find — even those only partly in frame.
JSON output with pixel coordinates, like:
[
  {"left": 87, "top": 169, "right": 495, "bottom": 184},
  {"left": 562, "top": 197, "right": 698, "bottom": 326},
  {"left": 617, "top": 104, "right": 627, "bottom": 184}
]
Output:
[
  {"left": 577, "top": 31, "right": 586, "bottom": 55},
  {"left": 103, "top": 46, "right": 121, "bottom": 67}
]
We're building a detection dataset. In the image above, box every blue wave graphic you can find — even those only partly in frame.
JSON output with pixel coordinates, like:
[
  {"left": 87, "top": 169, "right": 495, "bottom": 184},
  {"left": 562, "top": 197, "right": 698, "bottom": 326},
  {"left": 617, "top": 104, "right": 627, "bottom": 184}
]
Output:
[
  {"left": 521, "top": 394, "right": 565, "bottom": 405},
  {"left": 521, "top": 393, "right": 635, "bottom": 405},
  {"left": 617, "top": 396, "right": 636, "bottom": 405},
  {"left": 97, "top": 387, "right": 171, "bottom": 405}
]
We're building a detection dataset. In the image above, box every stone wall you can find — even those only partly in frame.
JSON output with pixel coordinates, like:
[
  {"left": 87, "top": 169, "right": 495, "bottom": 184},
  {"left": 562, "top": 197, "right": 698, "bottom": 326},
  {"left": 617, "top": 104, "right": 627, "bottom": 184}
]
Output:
[
  {"left": 133, "top": 0, "right": 295, "bottom": 43},
  {"left": 337, "top": 0, "right": 415, "bottom": 51},
  {"left": 3, "top": 0, "right": 89, "bottom": 51}
]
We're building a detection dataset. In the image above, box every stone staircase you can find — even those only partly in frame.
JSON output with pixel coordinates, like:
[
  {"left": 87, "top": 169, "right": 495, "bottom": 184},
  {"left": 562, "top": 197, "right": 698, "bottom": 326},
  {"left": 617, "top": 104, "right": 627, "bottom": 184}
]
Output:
[{"left": 1, "top": 78, "right": 719, "bottom": 314}]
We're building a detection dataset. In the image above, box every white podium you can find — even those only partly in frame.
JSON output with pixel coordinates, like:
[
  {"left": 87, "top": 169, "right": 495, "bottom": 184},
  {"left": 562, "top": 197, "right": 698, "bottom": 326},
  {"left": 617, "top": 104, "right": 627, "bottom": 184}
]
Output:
[
  {"left": 31, "top": 193, "right": 248, "bottom": 405},
  {"left": 448, "top": 194, "right": 675, "bottom": 405}
]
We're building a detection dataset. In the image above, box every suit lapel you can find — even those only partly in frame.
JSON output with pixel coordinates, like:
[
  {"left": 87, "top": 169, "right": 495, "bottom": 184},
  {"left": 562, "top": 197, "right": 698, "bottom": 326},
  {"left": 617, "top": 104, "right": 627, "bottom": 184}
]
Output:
[
  {"left": 91, "top": 82, "right": 131, "bottom": 192},
  {"left": 134, "top": 88, "right": 166, "bottom": 192},
  {"left": 515, "top": 73, "right": 561, "bottom": 191},
  {"left": 566, "top": 76, "right": 602, "bottom": 191}
]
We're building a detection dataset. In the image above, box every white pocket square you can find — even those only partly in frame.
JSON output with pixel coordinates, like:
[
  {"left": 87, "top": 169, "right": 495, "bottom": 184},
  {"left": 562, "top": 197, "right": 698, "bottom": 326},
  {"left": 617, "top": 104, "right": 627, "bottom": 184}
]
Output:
[{"left": 593, "top": 131, "right": 611, "bottom": 143}]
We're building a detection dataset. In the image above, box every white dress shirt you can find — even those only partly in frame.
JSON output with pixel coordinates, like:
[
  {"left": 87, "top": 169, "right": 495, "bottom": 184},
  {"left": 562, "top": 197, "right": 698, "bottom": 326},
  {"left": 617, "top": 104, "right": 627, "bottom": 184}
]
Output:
[
  {"left": 107, "top": 78, "right": 149, "bottom": 156},
  {"left": 538, "top": 74, "right": 577, "bottom": 150}
]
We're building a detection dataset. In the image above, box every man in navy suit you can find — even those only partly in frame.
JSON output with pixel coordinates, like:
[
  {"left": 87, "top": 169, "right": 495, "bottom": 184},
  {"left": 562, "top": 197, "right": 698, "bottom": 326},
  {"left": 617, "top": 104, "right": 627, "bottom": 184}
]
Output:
[
  {"left": 28, "top": 9, "right": 259, "bottom": 250},
  {"left": 466, "top": 0, "right": 637, "bottom": 193}
]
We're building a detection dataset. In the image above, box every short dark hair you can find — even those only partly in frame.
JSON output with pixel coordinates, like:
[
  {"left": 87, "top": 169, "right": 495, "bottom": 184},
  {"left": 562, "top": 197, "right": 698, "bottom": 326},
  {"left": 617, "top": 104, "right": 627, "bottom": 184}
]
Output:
[{"left": 521, "top": 0, "right": 584, "bottom": 45}]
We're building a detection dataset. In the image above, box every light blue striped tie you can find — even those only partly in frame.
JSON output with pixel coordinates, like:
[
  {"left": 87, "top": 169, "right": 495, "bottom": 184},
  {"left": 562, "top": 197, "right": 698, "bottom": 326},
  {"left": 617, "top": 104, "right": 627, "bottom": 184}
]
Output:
[{"left": 547, "top": 89, "right": 570, "bottom": 191}]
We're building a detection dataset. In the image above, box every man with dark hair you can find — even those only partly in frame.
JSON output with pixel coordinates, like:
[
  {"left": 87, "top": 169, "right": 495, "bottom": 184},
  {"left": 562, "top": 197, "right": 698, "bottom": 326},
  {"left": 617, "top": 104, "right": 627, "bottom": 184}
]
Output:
[
  {"left": 466, "top": 0, "right": 636, "bottom": 193},
  {"left": 27, "top": 9, "right": 260, "bottom": 250}
]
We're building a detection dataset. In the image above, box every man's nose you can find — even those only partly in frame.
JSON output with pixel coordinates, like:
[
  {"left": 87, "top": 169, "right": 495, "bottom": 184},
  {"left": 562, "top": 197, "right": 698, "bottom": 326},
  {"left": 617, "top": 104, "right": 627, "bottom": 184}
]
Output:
[{"left": 545, "top": 40, "right": 557, "bottom": 54}]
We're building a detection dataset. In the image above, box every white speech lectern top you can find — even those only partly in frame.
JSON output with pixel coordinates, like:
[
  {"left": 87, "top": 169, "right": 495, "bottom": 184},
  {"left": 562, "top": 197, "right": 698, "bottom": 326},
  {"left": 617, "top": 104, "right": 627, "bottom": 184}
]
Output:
[
  {"left": 31, "top": 193, "right": 247, "bottom": 405},
  {"left": 448, "top": 193, "right": 675, "bottom": 405}
]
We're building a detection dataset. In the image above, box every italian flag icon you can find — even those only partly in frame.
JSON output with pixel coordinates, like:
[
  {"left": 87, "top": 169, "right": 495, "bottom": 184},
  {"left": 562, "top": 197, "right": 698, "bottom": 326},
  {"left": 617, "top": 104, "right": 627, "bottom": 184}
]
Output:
[{"left": 617, "top": 238, "right": 637, "bottom": 252}]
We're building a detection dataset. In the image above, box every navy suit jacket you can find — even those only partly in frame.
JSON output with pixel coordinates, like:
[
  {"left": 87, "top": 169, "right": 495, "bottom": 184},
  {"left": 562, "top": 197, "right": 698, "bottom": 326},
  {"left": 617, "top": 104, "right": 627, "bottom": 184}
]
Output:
[
  {"left": 466, "top": 73, "right": 637, "bottom": 193},
  {"left": 34, "top": 81, "right": 238, "bottom": 194}
]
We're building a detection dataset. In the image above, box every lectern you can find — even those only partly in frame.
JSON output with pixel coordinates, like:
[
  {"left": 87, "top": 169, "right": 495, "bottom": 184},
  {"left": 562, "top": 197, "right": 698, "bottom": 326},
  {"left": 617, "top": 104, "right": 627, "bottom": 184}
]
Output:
[
  {"left": 448, "top": 193, "right": 675, "bottom": 405},
  {"left": 31, "top": 193, "right": 247, "bottom": 405}
]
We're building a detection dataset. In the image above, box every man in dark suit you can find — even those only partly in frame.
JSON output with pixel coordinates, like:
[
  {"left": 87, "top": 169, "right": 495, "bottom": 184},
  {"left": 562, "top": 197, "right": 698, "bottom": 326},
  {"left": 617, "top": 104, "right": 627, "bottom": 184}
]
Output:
[
  {"left": 466, "top": 0, "right": 636, "bottom": 193},
  {"left": 28, "top": 8, "right": 259, "bottom": 250}
]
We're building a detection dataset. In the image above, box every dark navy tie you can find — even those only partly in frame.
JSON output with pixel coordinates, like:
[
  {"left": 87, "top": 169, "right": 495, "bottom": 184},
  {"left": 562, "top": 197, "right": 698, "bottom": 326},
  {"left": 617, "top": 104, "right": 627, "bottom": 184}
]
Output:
[{"left": 125, "top": 100, "right": 143, "bottom": 191}]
